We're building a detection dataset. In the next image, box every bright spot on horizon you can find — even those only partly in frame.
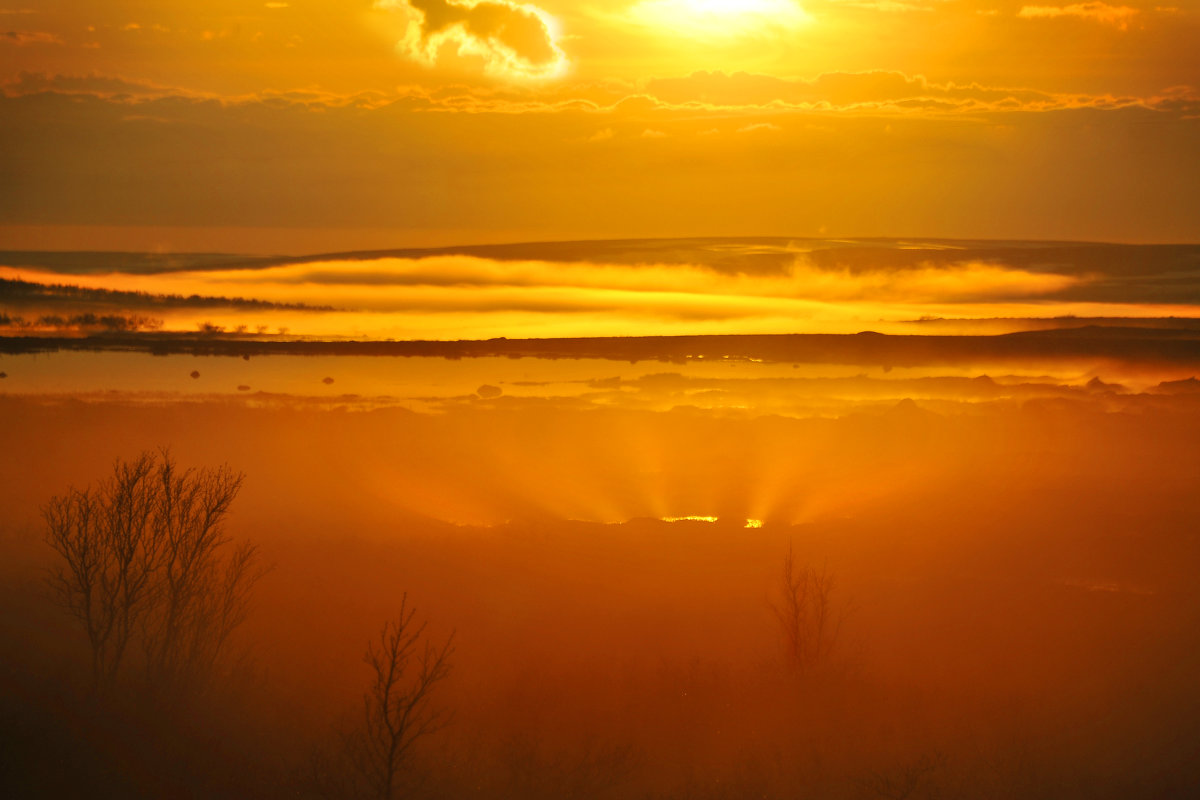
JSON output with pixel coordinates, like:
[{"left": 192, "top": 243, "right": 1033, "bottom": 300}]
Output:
[
  {"left": 662, "top": 515, "right": 720, "bottom": 523},
  {"left": 745, "top": 519, "right": 764, "bottom": 529}
]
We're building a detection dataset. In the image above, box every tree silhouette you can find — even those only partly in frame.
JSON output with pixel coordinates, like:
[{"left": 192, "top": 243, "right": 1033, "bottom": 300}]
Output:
[
  {"left": 771, "top": 543, "right": 844, "bottom": 675},
  {"left": 858, "top": 752, "right": 947, "bottom": 799},
  {"left": 313, "top": 596, "right": 455, "bottom": 800},
  {"left": 42, "top": 449, "right": 263, "bottom": 694}
]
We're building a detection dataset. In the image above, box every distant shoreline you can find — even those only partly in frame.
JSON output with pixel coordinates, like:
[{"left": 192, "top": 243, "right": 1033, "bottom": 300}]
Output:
[{"left": 4, "top": 328, "right": 1200, "bottom": 369}]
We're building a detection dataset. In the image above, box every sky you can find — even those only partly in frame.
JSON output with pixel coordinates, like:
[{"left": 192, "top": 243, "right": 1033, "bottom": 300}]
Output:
[{"left": 1, "top": 1, "right": 1198, "bottom": 252}]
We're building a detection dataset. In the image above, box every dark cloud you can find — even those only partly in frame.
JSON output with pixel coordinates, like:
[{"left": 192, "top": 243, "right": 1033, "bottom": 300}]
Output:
[
  {"left": 2, "top": 71, "right": 170, "bottom": 97},
  {"left": 1, "top": 29, "right": 62, "bottom": 45},
  {"left": 384, "top": 0, "right": 564, "bottom": 77}
]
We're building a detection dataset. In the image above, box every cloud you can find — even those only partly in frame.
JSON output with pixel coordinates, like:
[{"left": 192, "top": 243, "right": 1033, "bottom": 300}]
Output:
[
  {"left": 1, "top": 71, "right": 178, "bottom": 98},
  {"left": 637, "top": 69, "right": 1200, "bottom": 115},
  {"left": 644, "top": 70, "right": 1062, "bottom": 112},
  {"left": 2, "top": 76, "right": 1199, "bottom": 247},
  {"left": 1, "top": 29, "right": 62, "bottom": 45},
  {"left": 376, "top": 0, "right": 566, "bottom": 79},
  {"left": 0, "top": 71, "right": 395, "bottom": 110},
  {"left": 738, "top": 122, "right": 781, "bottom": 133},
  {"left": 5, "top": 68, "right": 1196, "bottom": 119},
  {"left": 1018, "top": 3, "right": 1139, "bottom": 29}
]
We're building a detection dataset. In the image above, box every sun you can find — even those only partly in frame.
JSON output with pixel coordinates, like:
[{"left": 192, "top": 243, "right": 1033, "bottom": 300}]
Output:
[
  {"left": 685, "top": 0, "right": 791, "bottom": 13},
  {"left": 630, "top": 0, "right": 812, "bottom": 38}
]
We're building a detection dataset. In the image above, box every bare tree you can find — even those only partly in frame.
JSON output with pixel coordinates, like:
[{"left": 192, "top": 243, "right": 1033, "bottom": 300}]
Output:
[
  {"left": 139, "top": 454, "right": 261, "bottom": 692},
  {"left": 42, "top": 449, "right": 263, "bottom": 694},
  {"left": 44, "top": 453, "right": 163, "bottom": 691},
  {"left": 771, "top": 543, "right": 844, "bottom": 675},
  {"left": 313, "top": 596, "right": 455, "bottom": 800}
]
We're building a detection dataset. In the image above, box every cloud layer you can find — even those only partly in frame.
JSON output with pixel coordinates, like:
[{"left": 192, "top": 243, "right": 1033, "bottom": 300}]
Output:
[{"left": 2, "top": 69, "right": 1197, "bottom": 249}]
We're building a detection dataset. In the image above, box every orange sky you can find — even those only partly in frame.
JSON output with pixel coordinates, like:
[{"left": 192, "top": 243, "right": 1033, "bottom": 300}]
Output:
[{"left": 1, "top": 1, "right": 1198, "bottom": 251}]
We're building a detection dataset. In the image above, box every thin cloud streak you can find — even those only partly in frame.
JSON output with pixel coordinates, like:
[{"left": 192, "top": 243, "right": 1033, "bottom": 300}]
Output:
[{"left": 1018, "top": 2, "right": 1140, "bottom": 29}]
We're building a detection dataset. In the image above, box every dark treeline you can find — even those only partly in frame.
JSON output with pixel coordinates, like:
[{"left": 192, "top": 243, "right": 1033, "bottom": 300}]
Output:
[
  {"left": 0, "top": 276, "right": 332, "bottom": 312},
  {"left": 5, "top": 327, "right": 1200, "bottom": 371},
  {"left": 1, "top": 310, "right": 163, "bottom": 332}
]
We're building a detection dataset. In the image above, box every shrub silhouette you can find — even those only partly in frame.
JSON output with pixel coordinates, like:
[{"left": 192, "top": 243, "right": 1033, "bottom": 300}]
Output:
[{"left": 42, "top": 449, "right": 263, "bottom": 694}]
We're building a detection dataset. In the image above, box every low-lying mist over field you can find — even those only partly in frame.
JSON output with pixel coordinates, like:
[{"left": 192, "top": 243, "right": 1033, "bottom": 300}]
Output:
[
  {"left": 5, "top": 238, "right": 1200, "bottom": 339},
  {"left": 3, "top": 391, "right": 1200, "bottom": 798}
]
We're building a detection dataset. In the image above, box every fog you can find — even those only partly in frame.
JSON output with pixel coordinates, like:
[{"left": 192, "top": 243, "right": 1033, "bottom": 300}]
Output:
[
  {"left": 3, "top": 379, "right": 1199, "bottom": 797},
  {"left": 6, "top": 239, "right": 1200, "bottom": 339}
]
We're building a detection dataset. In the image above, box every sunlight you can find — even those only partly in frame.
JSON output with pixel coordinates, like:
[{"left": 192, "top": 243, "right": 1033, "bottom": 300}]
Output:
[{"left": 629, "top": 0, "right": 812, "bottom": 38}]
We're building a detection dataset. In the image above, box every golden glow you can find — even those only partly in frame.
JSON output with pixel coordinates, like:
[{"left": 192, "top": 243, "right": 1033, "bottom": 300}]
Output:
[
  {"left": 0, "top": 1, "right": 1196, "bottom": 246},
  {"left": 629, "top": 0, "right": 812, "bottom": 38},
  {"left": 5, "top": 256, "right": 1195, "bottom": 342},
  {"left": 4, "top": 2, "right": 1200, "bottom": 795}
]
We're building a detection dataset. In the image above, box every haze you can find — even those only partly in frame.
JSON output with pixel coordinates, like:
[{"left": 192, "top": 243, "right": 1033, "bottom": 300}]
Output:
[{"left": 3, "top": 2, "right": 1200, "bottom": 799}]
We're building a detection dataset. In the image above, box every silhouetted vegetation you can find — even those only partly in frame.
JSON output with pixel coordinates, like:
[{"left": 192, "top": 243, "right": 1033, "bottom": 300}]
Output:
[
  {"left": 311, "top": 597, "right": 454, "bottom": 799},
  {"left": 0, "top": 310, "right": 163, "bottom": 331},
  {"left": 6, "top": 328, "right": 1200, "bottom": 375},
  {"left": 42, "top": 450, "right": 264, "bottom": 695},
  {"left": 0, "top": 275, "right": 331, "bottom": 311},
  {"left": 858, "top": 752, "right": 948, "bottom": 799},
  {"left": 772, "top": 544, "right": 845, "bottom": 675},
  {"left": 6, "top": 391, "right": 1200, "bottom": 798}
]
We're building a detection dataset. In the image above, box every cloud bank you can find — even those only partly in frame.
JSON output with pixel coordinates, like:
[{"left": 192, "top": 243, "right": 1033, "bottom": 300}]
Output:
[{"left": 2, "top": 72, "right": 1198, "bottom": 248}]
